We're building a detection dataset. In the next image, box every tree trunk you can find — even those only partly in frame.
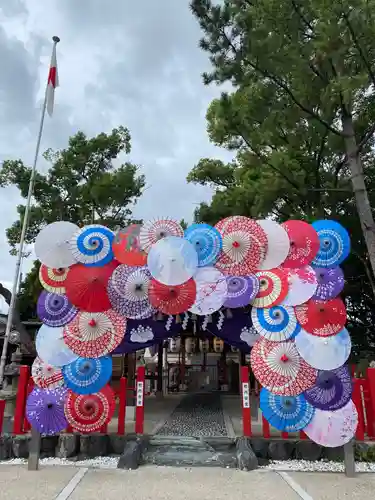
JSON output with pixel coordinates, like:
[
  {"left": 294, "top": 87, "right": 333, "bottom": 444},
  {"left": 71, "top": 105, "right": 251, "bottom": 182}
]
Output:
[{"left": 341, "top": 114, "right": 375, "bottom": 278}]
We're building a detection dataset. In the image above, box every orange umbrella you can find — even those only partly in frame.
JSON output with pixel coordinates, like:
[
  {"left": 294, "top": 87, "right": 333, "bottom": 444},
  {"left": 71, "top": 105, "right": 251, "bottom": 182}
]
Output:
[{"left": 112, "top": 225, "right": 147, "bottom": 266}]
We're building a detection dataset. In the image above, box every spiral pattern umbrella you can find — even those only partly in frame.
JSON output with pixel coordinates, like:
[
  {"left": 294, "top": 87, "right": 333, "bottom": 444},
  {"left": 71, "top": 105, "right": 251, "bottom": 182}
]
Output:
[
  {"left": 112, "top": 224, "right": 147, "bottom": 267},
  {"left": 37, "top": 291, "right": 78, "bottom": 327},
  {"left": 140, "top": 218, "right": 184, "bottom": 253},
  {"left": 294, "top": 298, "right": 347, "bottom": 337},
  {"left": 304, "top": 366, "right": 352, "bottom": 411},
  {"left": 312, "top": 220, "right": 351, "bottom": 268},
  {"left": 35, "top": 221, "right": 78, "bottom": 269},
  {"left": 32, "top": 357, "right": 64, "bottom": 389},
  {"left": 62, "top": 356, "right": 112, "bottom": 395},
  {"left": 26, "top": 387, "right": 68, "bottom": 435},
  {"left": 70, "top": 224, "right": 115, "bottom": 267},
  {"left": 251, "top": 305, "right": 300, "bottom": 342},
  {"left": 223, "top": 275, "right": 259, "bottom": 309},
  {"left": 184, "top": 223, "right": 222, "bottom": 267},
  {"left": 312, "top": 267, "right": 345, "bottom": 301},
  {"left": 281, "top": 220, "right": 319, "bottom": 268},
  {"left": 252, "top": 269, "right": 288, "bottom": 308},
  {"left": 39, "top": 265, "right": 70, "bottom": 295}
]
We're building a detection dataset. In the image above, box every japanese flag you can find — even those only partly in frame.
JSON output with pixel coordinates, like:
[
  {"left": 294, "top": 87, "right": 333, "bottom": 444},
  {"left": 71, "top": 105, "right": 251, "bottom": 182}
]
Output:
[{"left": 46, "top": 43, "right": 59, "bottom": 116}]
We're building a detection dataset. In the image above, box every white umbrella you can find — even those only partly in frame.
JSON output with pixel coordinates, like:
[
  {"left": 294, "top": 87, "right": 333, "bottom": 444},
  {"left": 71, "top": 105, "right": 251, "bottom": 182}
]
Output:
[
  {"left": 281, "top": 266, "right": 318, "bottom": 306},
  {"left": 36, "top": 324, "right": 78, "bottom": 368},
  {"left": 189, "top": 267, "right": 227, "bottom": 315},
  {"left": 35, "top": 221, "right": 78, "bottom": 268},
  {"left": 257, "top": 219, "right": 290, "bottom": 270}
]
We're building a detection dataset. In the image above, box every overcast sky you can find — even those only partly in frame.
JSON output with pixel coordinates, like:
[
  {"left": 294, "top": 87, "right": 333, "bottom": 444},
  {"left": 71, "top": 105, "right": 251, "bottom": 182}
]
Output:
[{"left": 0, "top": 0, "right": 231, "bottom": 311}]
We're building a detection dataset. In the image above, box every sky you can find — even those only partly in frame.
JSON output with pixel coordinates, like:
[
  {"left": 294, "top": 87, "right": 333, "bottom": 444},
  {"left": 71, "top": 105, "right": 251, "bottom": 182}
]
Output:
[{"left": 0, "top": 0, "right": 232, "bottom": 312}]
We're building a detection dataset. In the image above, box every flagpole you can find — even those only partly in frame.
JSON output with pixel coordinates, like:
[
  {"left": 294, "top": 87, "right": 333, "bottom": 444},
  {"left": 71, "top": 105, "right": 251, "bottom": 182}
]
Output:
[{"left": 0, "top": 36, "right": 60, "bottom": 386}]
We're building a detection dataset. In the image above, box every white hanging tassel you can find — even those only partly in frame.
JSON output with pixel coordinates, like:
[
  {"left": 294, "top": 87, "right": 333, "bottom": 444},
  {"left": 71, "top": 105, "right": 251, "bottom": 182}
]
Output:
[
  {"left": 182, "top": 312, "right": 189, "bottom": 330},
  {"left": 202, "top": 315, "right": 209, "bottom": 331},
  {"left": 217, "top": 310, "right": 225, "bottom": 330},
  {"left": 207, "top": 314, "right": 213, "bottom": 323},
  {"left": 226, "top": 308, "right": 233, "bottom": 319},
  {"left": 166, "top": 315, "right": 173, "bottom": 331}
]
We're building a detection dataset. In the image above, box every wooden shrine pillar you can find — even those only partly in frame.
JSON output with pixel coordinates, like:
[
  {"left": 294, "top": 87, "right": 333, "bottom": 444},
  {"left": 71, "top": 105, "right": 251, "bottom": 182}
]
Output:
[{"left": 157, "top": 342, "right": 164, "bottom": 396}]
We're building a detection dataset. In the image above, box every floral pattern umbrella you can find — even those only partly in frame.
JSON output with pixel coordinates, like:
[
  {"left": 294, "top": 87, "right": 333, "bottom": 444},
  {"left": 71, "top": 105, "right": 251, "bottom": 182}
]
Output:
[
  {"left": 312, "top": 267, "right": 345, "bottom": 301},
  {"left": 281, "top": 266, "right": 318, "bottom": 307},
  {"left": 281, "top": 220, "right": 319, "bottom": 268},
  {"left": 26, "top": 387, "right": 68, "bottom": 435},
  {"left": 294, "top": 298, "right": 347, "bottom": 337},
  {"left": 149, "top": 278, "right": 197, "bottom": 315},
  {"left": 304, "top": 366, "right": 352, "bottom": 411},
  {"left": 112, "top": 224, "right": 147, "bottom": 267},
  {"left": 37, "top": 291, "right": 78, "bottom": 327},
  {"left": 32, "top": 357, "right": 64, "bottom": 389},
  {"left": 139, "top": 218, "right": 184, "bottom": 253},
  {"left": 189, "top": 267, "right": 228, "bottom": 315}
]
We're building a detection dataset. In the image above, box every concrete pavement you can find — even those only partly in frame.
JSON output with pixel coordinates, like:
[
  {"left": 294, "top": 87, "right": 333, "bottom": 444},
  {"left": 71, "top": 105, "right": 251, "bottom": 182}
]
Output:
[{"left": 1, "top": 464, "right": 375, "bottom": 500}]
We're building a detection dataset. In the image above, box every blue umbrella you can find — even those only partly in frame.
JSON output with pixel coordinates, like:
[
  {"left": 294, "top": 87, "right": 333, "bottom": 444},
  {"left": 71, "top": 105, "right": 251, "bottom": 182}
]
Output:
[
  {"left": 70, "top": 224, "right": 114, "bottom": 267},
  {"left": 311, "top": 220, "right": 350, "bottom": 268},
  {"left": 62, "top": 356, "right": 112, "bottom": 394},
  {"left": 260, "top": 388, "right": 315, "bottom": 432},
  {"left": 184, "top": 223, "right": 222, "bottom": 267},
  {"left": 251, "top": 305, "right": 301, "bottom": 342}
]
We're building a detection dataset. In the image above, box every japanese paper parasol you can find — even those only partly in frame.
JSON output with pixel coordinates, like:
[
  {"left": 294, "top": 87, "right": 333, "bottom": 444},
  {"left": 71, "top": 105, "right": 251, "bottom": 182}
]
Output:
[
  {"left": 149, "top": 278, "right": 196, "bottom": 315},
  {"left": 39, "top": 265, "right": 70, "bottom": 294},
  {"left": 251, "top": 338, "right": 317, "bottom": 396},
  {"left": 36, "top": 325, "right": 78, "bottom": 367},
  {"left": 26, "top": 387, "right": 68, "bottom": 435},
  {"left": 70, "top": 224, "right": 115, "bottom": 267},
  {"left": 32, "top": 357, "right": 64, "bottom": 389},
  {"left": 239, "top": 326, "right": 260, "bottom": 347},
  {"left": 251, "top": 268, "right": 288, "bottom": 308},
  {"left": 65, "top": 261, "right": 118, "bottom": 312},
  {"left": 303, "top": 400, "right": 358, "bottom": 447},
  {"left": 295, "top": 328, "right": 351, "bottom": 370},
  {"left": 112, "top": 224, "right": 147, "bottom": 267},
  {"left": 281, "top": 266, "right": 318, "bottom": 306},
  {"left": 281, "top": 220, "right": 319, "bottom": 268},
  {"left": 139, "top": 217, "right": 184, "bottom": 253},
  {"left": 311, "top": 220, "right": 351, "bottom": 268},
  {"left": 257, "top": 219, "right": 290, "bottom": 270},
  {"left": 35, "top": 221, "right": 78, "bottom": 269},
  {"left": 64, "top": 385, "right": 116, "bottom": 433},
  {"left": 147, "top": 236, "right": 198, "bottom": 286},
  {"left": 188, "top": 267, "right": 228, "bottom": 315},
  {"left": 63, "top": 309, "right": 126, "bottom": 358},
  {"left": 37, "top": 291, "right": 78, "bottom": 327},
  {"left": 107, "top": 264, "right": 156, "bottom": 319},
  {"left": 312, "top": 267, "right": 345, "bottom": 301},
  {"left": 294, "top": 298, "right": 347, "bottom": 337},
  {"left": 214, "top": 216, "right": 268, "bottom": 275},
  {"left": 251, "top": 305, "right": 301, "bottom": 342},
  {"left": 304, "top": 366, "right": 352, "bottom": 411},
  {"left": 184, "top": 223, "right": 222, "bottom": 267},
  {"left": 62, "top": 356, "right": 112, "bottom": 395},
  {"left": 260, "top": 388, "right": 315, "bottom": 432},
  {"left": 223, "top": 275, "right": 259, "bottom": 309}
]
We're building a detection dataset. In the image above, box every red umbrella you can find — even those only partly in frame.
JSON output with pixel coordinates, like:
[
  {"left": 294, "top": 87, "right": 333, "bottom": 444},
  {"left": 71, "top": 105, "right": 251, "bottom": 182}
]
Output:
[
  {"left": 39, "top": 265, "right": 70, "bottom": 295},
  {"left": 294, "top": 298, "right": 347, "bottom": 337},
  {"left": 149, "top": 278, "right": 197, "bottom": 315},
  {"left": 64, "top": 385, "right": 116, "bottom": 433},
  {"left": 112, "top": 224, "right": 147, "bottom": 267},
  {"left": 65, "top": 261, "right": 119, "bottom": 312},
  {"left": 252, "top": 268, "right": 289, "bottom": 308},
  {"left": 281, "top": 220, "right": 319, "bottom": 268},
  {"left": 63, "top": 309, "right": 126, "bottom": 358},
  {"left": 251, "top": 338, "right": 317, "bottom": 396}
]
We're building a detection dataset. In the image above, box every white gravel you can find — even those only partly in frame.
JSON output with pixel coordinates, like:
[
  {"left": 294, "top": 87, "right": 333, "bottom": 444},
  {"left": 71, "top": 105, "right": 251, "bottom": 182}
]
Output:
[
  {"left": 263, "top": 459, "right": 375, "bottom": 473},
  {"left": 0, "top": 456, "right": 119, "bottom": 469}
]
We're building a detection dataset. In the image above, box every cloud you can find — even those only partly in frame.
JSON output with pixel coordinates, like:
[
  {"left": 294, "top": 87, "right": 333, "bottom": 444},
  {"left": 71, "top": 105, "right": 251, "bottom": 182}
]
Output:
[
  {"left": 130, "top": 325, "right": 154, "bottom": 343},
  {"left": 240, "top": 327, "right": 260, "bottom": 347}
]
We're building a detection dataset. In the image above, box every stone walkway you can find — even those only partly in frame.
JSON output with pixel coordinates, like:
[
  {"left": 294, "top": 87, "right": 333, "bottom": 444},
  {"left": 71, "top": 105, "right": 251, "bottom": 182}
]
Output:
[{"left": 156, "top": 392, "right": 227, "bottom": 437}]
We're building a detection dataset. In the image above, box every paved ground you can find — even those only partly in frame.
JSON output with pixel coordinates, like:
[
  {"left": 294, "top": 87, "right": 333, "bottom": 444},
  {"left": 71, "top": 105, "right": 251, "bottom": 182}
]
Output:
[{"left": 1, "top": 465, "right": 375, "bottom": 500}]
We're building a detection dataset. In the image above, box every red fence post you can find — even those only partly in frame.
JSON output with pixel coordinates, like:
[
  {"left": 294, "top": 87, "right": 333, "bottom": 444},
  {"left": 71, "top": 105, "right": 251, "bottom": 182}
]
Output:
[
  {"left": 117, "top": 377, "right": 127, "bottom": 435},
  {"left": 13, "top": 365, "right": 29, "bottom": 434},
  {"left": 353, "top": 378, "right": 365, "bottom": 441},
  {"left": 366, "top": 368, "right": 375, "bottom": 437},
  {"left": 362, "top": 378, "right": 375, "bottom": 439},
  {"left": 262, "top": 415, "right": 270, "bottom": 438},
  {"left": 241, "top": 365, "right": 251, "bottom": 437},
  {"left": 0, "top": 400, "right": 5, "bottom": 436},
  {"left": 135, "top": 366, "right": 145, "bottom": 434}
]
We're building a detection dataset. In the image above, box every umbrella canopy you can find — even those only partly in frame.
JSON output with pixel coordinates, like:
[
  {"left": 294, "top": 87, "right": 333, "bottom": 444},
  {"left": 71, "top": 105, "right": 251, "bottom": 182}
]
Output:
[
  {"left": 139, "top": 217, "right": 184, "bottom": 253},
  {"left": 35, "top": 221, "right": 78, "bottom": 269},
  {"left": 149, "top": 278, "right": 196, "bottom": 315},
  {"left": 63, "top": 309, "right": 126, "bottom": 358},
  {"left": 281, "top": 266, "right": 318, "bottom": 306},
  {"left": 252, "top": 269, "right": 288, "bottom": 308},
  {"left": 37, "top": 291, "right": 78, "bottom": 327},
  {"left": 189, "top": 266, "right": 228, "bottom": 315},
  {"left": 223, "top": 275, "right": 259, "bottom": 309},
  {"left": 39, "top": 265, "right": 70, "bottom": 295},
  {"left": 303, "top": 400, "right": 358, "bottom": 447},
  {"left": 70, "top": 224, "right": 115, "bottom": 267},
  {"left": 32, "top": 357, "right": 64, "bottom": 389},
  {"left": 184, "top": 223, "right": 222, "bottom": 267},
  {"left": 260, "top": 388, "right": 315, "bottom": 432},
  {"left": 112, "top": 224, "right": 147, "bottom": 267},
  {"left": 251, "top": 338, "right": 317, "bottom": 396},
  {"left": 312, "top": 267, "right": 345, "bottom": 301},
  {"left": 65, "top": 261, "right": 118, "bottom": 312},
  {"left": 64, "top": 385, "right": 116, "bottom": 433},
  {"left": 294, "top": 298, "right": 347, "bottom": 337},
  {"left": 107, "top": 264, "right": 156, "bottom": 319},
  {"left": 295, "top": 328, "right": 351, "bottom": 370},
  {"left": 62, "top": 356, "right": 112, "bottom": 394},
  {"left": 215, "top": 216, "right": 268, "bottom": 275},
  {"left": 147, "top": 236, "right": 198, "bottom": 286},
  {"left": 36, "top": 325, "right": 78, "bottom": 367},
  {"left": 304, "top": 366, "right": 352, "bottom": 411},
  {"left": 257, "top": 219, "right": 290, "bottom": 270},
  {"left": 26, "top": 387, "right": 68, "bottom": 435},
  {"left": 312, "top": 220, "right": 351, "bottom": 268},
  {"left": 252, "top": 305, "right": 300, "bottom": 342},
  {"left": 281, "top": 220, "right": 319, "bottom": 268}
]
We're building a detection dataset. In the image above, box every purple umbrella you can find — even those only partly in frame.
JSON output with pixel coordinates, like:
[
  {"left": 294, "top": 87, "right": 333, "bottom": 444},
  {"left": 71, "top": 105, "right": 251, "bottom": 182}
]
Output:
[
  {"left": 312, "top": 267, "right": 345, "bottom": 301},
  {"left": 37, "top": 291, "right": 78, "bottom": 327},
  {"left": 304, "top": 366, "right": 352, "bottom": 411},
  {"left": 26, "top": 387, "right": 68, "bottom": 435},
  {"left": 223, "top": 275, "right": 259, "bottom": 308}
]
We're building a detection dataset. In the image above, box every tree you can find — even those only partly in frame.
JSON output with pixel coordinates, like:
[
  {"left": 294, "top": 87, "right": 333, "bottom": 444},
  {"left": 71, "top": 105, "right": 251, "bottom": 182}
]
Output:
[
  {"left": 190, "top": 0, "right": 375, "bottom": 276},
  {"left": 0, "top": 126, "right": 146, "bottom": 333}
]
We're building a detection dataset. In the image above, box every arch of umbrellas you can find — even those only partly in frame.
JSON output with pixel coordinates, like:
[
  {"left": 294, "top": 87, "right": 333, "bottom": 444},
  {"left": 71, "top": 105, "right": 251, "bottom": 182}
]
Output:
[{"left": 28, "top": 216, "right": 356, "bottom": 448}]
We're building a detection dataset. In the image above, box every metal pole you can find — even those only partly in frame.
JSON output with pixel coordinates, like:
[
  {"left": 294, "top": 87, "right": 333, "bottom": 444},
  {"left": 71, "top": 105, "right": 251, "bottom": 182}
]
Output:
[
  {"left": 344, "top": 439, "right": 356, "bottom": 477},
  {"left": 0, "top": 36, "right": 60, "bottom": 387}
]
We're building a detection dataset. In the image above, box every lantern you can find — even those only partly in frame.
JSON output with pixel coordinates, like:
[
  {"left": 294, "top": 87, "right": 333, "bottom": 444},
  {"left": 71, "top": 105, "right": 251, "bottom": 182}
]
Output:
[
  {"left": 199, "top": 339, "right": 210, "bottom": 353},
  {"left": 169, "top": 338, "right": 180, "bottom": 353},
  {"left": 185, "top": 337, "right": 195, "bottom": 354},
  {"left": 213, "top": 337, "right": 224, "bottom": 353}
]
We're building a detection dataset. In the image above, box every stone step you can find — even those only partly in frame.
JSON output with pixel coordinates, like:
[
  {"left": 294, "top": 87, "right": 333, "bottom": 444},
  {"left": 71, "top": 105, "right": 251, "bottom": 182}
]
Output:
[
  {"left": 149, "top": 436, "right": 213, "bottom": 448},
  {"left": 142, "top": 444, "right": 237, "bottom": 468}
]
